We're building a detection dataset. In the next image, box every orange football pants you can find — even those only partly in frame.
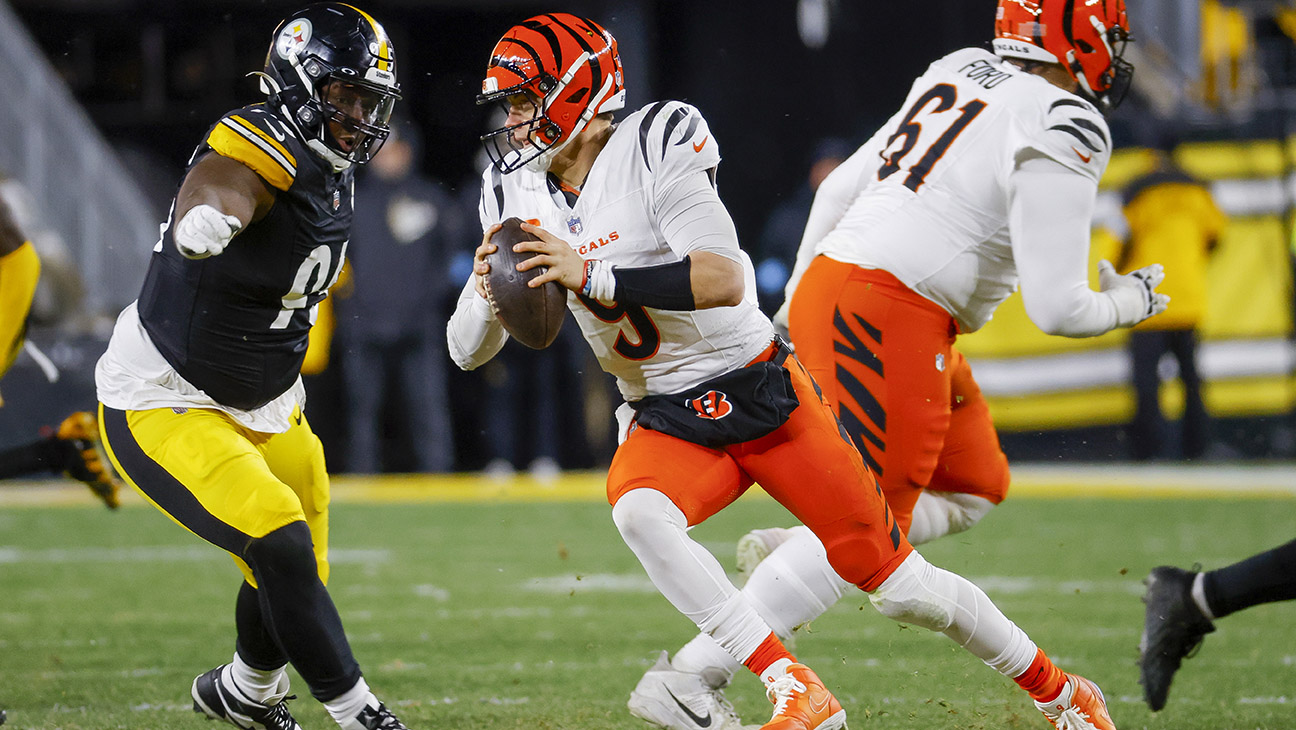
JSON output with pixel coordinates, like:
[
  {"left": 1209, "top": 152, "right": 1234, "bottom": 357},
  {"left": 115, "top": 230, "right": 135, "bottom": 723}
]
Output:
[
  {"left": 607, "top": 343, "right": 913, "bottom": 592},
  {"left": 786, "top": 257, "right": 1009, "bottom": 535}
]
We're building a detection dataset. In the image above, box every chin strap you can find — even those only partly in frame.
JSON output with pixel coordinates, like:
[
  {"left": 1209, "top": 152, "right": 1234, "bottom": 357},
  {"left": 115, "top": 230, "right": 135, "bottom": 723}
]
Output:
[{"left": 306, "top": 139, "right": 353, "bottom": 172}]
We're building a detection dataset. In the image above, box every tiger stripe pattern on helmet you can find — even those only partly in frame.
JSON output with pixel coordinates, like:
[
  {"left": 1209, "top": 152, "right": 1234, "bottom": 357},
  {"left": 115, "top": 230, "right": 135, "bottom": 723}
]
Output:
[
  {"left": 993, "top": 0, "right": 1133, "bottom": 111},
  {"left": 478, "top": 13, "right": 626, "bottom": 174}
]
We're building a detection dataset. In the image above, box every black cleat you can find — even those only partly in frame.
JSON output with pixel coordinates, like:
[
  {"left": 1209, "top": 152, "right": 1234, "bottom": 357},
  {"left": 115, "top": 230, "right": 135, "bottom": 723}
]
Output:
[
  {"left": 1139, "top": 565, "right": 1216, "bottom": 711},
  {"left": 191, "top": 665, "right": 302, "bottom": 730},
  {"left": 342, "top": 701, "right": 409, "bottom": 730}
]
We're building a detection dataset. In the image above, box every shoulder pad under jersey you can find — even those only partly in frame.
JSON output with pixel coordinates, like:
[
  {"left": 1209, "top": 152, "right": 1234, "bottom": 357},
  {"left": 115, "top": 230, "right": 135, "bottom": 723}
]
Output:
[
  {"left": 204, "top": 105, "right": 301, "bottom": 192},
  {"left": 632, "top": 101, "right": 721, "bottom": 189},
  {"left": 1023, "top": 94, "right": 1111, "bottom": 182}
]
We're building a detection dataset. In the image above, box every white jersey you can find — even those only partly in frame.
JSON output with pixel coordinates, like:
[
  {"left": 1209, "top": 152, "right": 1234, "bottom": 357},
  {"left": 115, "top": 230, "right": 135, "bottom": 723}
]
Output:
[
  {"left": 785, "top": 48, "right": 1112, "bottom": 333},
  {"left": 448, "top": 101, "right": 773, "bottom": 400}
]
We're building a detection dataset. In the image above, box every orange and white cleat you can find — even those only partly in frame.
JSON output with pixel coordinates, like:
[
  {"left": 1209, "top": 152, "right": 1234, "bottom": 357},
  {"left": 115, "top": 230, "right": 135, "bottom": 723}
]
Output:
[
  {"left": 54, "top": 411, "right": 122, "bottom": 510},
  {"left": 760, "top": 660, "right": 846, "bottom": 730},
  {"left": 1033, "top": 674, "right": 1116, "bottom": 730}
]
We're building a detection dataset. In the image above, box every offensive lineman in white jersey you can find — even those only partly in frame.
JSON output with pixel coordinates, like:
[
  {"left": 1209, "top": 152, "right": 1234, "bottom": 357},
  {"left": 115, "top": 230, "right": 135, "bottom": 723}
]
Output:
[
  {"left": 448, "top": 12, "right": 1124, "bottom": 730},
  {"left": 635, "top": 1, "right": 1165, "bottom": 729}
]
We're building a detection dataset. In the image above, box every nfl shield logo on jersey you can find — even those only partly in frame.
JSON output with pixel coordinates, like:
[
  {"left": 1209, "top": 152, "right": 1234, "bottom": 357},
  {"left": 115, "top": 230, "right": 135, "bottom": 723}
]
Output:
[
  {"left": 332, "top": 189, "right": 341, "bottom": 210},
  {"left": 567, "top": 215, "right": 583, "bottom": 235}
]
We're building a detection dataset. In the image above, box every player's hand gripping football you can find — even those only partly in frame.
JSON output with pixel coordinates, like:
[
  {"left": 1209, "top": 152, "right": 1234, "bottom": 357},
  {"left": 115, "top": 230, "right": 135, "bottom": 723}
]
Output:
[
  {"left": 174, "top": 204, "right": 243, "bottom": 260},
  {"left": 1098, "top": 259, "right": 1170, "bottom": 327},
  {"left": 472, "top": 222, "right": 503, "bottom": 301},
  {"left": 512, "top": 222, "right": 586, "bottom": 291}
]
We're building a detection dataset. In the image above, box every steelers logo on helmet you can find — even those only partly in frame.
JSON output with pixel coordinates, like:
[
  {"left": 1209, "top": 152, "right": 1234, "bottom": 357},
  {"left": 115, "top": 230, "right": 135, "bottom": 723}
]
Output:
[
  {"left": 259, "top": 3, "right": 402, "bottom": 171},
  {"left": 276, "top": 19, "right": 312, "bottom": 61},
  {"left": 477, "top": 13, "right": 627, "bottom": 174}
]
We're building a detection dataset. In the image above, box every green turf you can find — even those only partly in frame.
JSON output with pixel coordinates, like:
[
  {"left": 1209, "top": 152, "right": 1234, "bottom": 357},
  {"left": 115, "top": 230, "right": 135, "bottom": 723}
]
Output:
[{"left": 1, "top": 492, "right": 1293, "bottom": 729}]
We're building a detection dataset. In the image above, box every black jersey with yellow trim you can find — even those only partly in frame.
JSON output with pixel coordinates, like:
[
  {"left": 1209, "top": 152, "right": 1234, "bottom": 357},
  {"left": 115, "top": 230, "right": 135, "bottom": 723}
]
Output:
[{"left": 137, "top": 103, "right": 355, "bottom": 411}]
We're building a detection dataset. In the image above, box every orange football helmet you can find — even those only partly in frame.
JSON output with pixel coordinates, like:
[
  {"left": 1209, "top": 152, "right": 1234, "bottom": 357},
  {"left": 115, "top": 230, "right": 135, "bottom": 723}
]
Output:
[
  {"left": 993, "top": 0, "right": 1133, "bottom": 111},
  {"left": 477, "top": 13, "right": 626, "bottom": 174}
]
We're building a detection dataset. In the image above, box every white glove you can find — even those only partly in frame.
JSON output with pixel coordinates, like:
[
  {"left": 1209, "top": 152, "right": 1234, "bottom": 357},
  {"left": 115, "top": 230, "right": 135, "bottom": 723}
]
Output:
[
  {"left": 1098, "top": 259, "right": 1170, "bottom": 328},
  {"left": 174, "top": 204, "right": 242, "bottom": 260}
]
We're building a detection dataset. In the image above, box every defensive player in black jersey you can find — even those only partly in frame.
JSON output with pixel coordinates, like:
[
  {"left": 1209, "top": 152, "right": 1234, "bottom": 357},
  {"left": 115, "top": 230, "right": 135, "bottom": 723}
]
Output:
[{"left": 94, "top": 5, "right": 408, "bottom": 730}]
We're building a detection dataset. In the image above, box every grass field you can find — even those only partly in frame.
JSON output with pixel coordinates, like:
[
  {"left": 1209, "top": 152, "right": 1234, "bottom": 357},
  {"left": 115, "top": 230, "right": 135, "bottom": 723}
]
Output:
[{"left": 2, "top": 467, "right": 1294, "bottom": 730}]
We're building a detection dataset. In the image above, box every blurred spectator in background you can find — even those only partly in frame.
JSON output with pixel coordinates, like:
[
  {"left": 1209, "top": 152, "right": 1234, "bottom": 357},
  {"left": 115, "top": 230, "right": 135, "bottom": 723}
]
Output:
[
  {"left": 0, "top": 181, "right": 119, "bottom": 507},
  {"left": 335, "top": 119, "right": 466, "bottom": 473},
  {"left": 1118, "top": 149, "right": 1226, "bottom": 460},
  {"left": 754, "top": 138, "right": 853, "bottom": 314}
]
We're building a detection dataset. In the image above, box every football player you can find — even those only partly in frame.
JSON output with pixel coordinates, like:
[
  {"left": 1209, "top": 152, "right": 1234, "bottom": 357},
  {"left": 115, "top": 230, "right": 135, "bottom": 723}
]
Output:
[
  {"left": 0, "top": 189, "right": 120, "bottom": 508},
  {"left": 637, "top": 1, "right": 1160, "bottom": 729},
  {"left": 94, "top": 5, "right": 408, "bottom": 730},
  {"left": 448, "top": 12, "right": 1122, "bottom": 730},
  {"left": 1140, "top": 538, "right": 1296, "bottom": 710}
]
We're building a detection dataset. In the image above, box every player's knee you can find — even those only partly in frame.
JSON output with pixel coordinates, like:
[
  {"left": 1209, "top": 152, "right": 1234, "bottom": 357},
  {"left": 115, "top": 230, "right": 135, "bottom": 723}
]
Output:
[
  {"left": 611, "top": 487, "right": 684, "bottom": 549},
  {"left": 867, "top": 553, "right": 955, "bottom": 632},
  {"left": 819, "top": 525, "right": 891, "bottom": 587},
  {"left": 244, "top": 521, "right": 318, "bottom": 581}
]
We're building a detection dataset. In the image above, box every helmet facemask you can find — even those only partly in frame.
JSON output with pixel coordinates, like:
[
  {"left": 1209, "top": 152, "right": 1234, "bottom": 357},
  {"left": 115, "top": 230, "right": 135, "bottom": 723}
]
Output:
[{"left": 307, "top": 77, "right": 398, "bottom": 165}]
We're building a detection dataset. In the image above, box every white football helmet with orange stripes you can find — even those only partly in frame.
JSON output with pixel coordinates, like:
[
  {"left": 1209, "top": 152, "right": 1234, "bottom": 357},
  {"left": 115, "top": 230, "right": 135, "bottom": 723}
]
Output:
[{"left": 258, "top": 2, "right": 401, "bottom": 169}]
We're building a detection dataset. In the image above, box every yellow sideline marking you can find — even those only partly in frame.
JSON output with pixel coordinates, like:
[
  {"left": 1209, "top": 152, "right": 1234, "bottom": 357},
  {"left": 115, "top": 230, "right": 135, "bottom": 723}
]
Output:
[{"left": 0, "top": 464, "right": 1293, "bottom": 508}]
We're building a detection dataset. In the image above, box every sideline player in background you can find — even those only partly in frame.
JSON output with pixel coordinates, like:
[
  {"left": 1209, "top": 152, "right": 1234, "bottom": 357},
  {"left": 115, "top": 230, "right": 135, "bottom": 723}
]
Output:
[
  {"left": 0, "top": 189, "right": 120, "bottom": 508},
  {"left": 633, "top": 1, "right": 1166, "bottom": 729},
  {"left": 449, "top": 12, "right": 1123, "bottom": 730},
  {"left": 1140, "top": 538, "right": 1296, "bottom": 710},
  {"left": 94, "top": 5, "right": 410, "bottom": 730}
]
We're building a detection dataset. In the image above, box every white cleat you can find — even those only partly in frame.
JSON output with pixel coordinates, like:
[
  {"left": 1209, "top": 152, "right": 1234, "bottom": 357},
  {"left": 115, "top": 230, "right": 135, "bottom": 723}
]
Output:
[
  {"left": 735, "top": 528, "right": 796, "bottom": 576},
  {"left": 629, "top": 651, "right": 760, "bottom": 730}
]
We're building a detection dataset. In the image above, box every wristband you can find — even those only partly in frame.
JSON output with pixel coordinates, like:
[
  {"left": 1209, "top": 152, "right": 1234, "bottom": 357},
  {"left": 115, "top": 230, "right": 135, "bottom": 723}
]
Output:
[{"left": 581, "top": 259, "right": 618, "bottom": 302}]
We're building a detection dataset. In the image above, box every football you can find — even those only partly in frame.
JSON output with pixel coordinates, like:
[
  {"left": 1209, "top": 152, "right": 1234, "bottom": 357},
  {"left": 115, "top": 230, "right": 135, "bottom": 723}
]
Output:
[{"left": 483, "top": 217, "right": 568, "bottom": 349}]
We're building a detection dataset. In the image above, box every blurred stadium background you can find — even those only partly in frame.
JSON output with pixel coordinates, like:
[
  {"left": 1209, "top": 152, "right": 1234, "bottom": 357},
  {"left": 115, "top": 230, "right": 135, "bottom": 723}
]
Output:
[{"left": 0, "top": 0, "right": 1293, "bottom": 470}]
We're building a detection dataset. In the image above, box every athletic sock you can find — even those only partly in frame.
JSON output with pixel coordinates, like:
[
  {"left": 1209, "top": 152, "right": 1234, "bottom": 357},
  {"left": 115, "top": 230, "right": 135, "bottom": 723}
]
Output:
[
  {"left": 671, "top": 633, "right": 742, "bottom": 682},
  {"left": 1191, "top": 571, "right": 1215, "bottom": 620},
  {"left": 1013, "top": 648, "right": 1067, "bottom": 703},
  {"left": 1202, "top": 538, "right": 1296, "bottom": 619},
  {"left": 323, "top": 677, "right": 372, "bottom": 725},
  {"left": 743, "top": 632, "right": 794, "bottom": 677},
  {"left": 225, "top": 654, "right": 287, "bottom": 704}
]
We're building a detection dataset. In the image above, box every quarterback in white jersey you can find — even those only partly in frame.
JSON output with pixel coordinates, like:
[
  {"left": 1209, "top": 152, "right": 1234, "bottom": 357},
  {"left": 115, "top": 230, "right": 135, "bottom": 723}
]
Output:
[
  {"left": 450, "top": 96, "right": 773, "bottom": 401},
  {"left": 637, "top": 2, "right": 1149, "bottom": 730}
]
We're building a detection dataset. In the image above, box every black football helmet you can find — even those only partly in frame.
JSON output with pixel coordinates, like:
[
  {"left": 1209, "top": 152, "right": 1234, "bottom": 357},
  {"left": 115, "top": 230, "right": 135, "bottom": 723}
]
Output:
[{"left": 259, "top": 3, "right": 401, "bottom": 169}]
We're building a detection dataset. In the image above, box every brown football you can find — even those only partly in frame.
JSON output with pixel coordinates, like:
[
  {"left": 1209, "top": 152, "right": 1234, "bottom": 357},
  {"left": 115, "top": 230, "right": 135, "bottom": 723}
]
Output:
[{"left": 483, "top": 217, "right": 568, "bottom": 349}]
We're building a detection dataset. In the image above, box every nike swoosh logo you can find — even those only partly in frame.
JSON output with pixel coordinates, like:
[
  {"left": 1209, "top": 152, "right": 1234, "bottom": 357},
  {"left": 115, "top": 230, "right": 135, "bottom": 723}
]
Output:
[
  {"left": 665, "top": 688, "right": 712, "bottom": 727},
  {"left": 808, "top": 694, "right": 830, "bottom": 714},
  {"left": 1072, "top": 147, "right": 1092, "bottom": 163},
  {"left": 693, "top": 135, "right": 709, "bottom": 153}
]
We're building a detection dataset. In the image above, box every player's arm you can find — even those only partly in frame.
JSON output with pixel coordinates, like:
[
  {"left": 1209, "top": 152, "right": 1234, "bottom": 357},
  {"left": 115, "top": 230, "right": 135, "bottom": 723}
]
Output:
[
  {"left": 447, "top": 223, "right": 510, "bottom": 371},
  {"left": 171, "top": 152, "right": 276, "bottom": 259},
  {"left": 516, "top": 171, "right": 744, "bottom": 310},
  {"left": 0, "top": 194, "right": 39, "bottom": 378},
  {"left": 1011, "top": 155, "right": 1168, "bottom": 337}
]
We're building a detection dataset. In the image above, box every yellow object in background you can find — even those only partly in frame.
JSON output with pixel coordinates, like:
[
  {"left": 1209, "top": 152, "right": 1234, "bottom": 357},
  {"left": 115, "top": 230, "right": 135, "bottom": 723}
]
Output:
[{"left": 0, "top": 241, "right": 40, "bottom": 379}]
